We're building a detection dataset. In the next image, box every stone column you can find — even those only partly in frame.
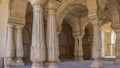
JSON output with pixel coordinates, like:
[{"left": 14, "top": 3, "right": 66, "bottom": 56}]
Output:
[
  {"left": 29, "top": 0, "right": 46, "bottom": 68},
  {"left": 47, "top": 0, "right": 58, "bottom": 63},
  {"left": 6, "top": 24, "right": 15, "bottom": 66},
  {"left": 114, "top": 29, "right": 120, "bottom": 64},
  {"left": 15, "top": 25, "right": 24, "bottom": 66},
  {"left": 56, "top": 31, "right": 60, "bottom": 62},
  {"left": 90, "top": 19, "right": 103, "bottom": 68},
  {"left": 78, "top": 36, "right": 83, "bottom": 60},
  {"left": 74, "top": 36, "right": 79, "bottom": 60}
]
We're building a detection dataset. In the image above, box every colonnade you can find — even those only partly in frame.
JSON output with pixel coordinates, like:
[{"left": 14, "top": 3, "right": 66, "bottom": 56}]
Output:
[{"left": 5, "top": 0, "right": 120, "bottom": 68}]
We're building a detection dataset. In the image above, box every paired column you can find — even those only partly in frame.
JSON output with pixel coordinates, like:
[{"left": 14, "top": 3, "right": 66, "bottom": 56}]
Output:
[
  {"left": 47, "top": 0, "right": 58, "bottom": 63},
  {"left": 90, "top": 19, "right": 103, "bottom": 68},
  {"left": 6, "top": 24, "right": 15, "bottom": 67},
  {"left": 74, "top": 36, "right": 83, "bottom": 60},
  {"left": 74, "top": 36, "right": 79, "bottom": 60},
  {"left": 114, "top": 29, "right": 120, "bottom": 64},
  {"left": 29, "top": 0, "right": 46, "bottom": 68},
  {"left": 78, "top": 36, "right": 83, "bottom": 60},
  {"left": 15, "top": 25, "right": 24, "bottom": 65}
]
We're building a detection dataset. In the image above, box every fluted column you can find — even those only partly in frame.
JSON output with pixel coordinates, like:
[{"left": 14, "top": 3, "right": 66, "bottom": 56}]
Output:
[
  {"left": 16, "top": 25, "right": 24, "bottom": 66},
  {"left": 29, "top": 0, "right": 46, "bottom": 68},
  {"left": 47, "top": 0, "right": 58, "bottom": 63},
  {"left": 78, "top": 36, "right": 83, "bottom": 60},
  {"left": 74, "top": 36, "right": 79, "bottom": 60},
  {"left": 90, "top": 19, "right": 103, "bottom": 68},
  {"left": 6, "top": 24, "right": 15, "bottom": 66},
  {"left": 114, "top": 29, "right": 120, "bottom": 64}
]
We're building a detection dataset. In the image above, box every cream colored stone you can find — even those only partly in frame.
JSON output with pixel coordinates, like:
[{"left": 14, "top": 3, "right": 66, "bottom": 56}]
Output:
[
  {"left": 6, "top": 24, "right": 15, "bottom": 67},
  {"left": 29, "top": 0, "right": 46, "bottom": 68},
  {"left": 15, "top": 25, "right": 25, "bottom": 66},
  {"left": 0, "top": 0, "right": 120, "bottom": 68},
  {"left": 90, "top": 19, "right": 103, "bottom": 68},
  {"left": 47, "top": 0, "right": 58, "bottom": 63}
]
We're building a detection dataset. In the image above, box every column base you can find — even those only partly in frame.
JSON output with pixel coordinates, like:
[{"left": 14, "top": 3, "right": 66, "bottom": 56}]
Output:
[
  {"left": 78, "top": 57, "right": 83, "bottom": 61},
  {"left": 32, "top": 63, "right": 45, "bottom": 68},
  {"left": 114, "top": 59, "right": 120, "bottom": 64},
  {"left": 74, "top": 57, "right": 78, "bottom": 60},
  {"left": 74, "top": 57, "right": 83, "bottom": 61},
  {"left": 47, "top": 63, "right": 58, "bottom": 68},
  {"left": 6, "top": 58, "right": 15, "bottom": 66},
  {"left": 16, "top": 60, "right": 25, "bottom": 66},
  {"left": 56, "top": 59, "right": 61, "bottom": 63},
  {"left": 90, "top": 60, "right": 103, "bottom": 68}
]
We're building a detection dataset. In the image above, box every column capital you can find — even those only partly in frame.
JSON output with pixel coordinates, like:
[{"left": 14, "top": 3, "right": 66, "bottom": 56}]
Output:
[
  {"left": 29, "top": 0, "right": 46, "bottom": 7},
  {"left": 15, "top": 25, "right": 24, "bottom": 29},
  {"left": 7, "top": 24, "right": 14, "bottom": 28},
  {"left": 112, "top": 25, "right": 120, "bottom": 33},
  {"left": 90, "top": 19, "right": 99, "bottom": 26},
  {"left": 88, "top": 12, "right": 97, "bottom": 20},
  {"left": 57, "top": 31, "right": 61, "bottom": 35},
  {"left": 73, "top": 36, "right": 78, "bottom": 39},
  {"left": 78, "top": 36, "right": 83, "bottom": 39},
  {"left": 114, "top": 29, "right": 120, "bottom": 34},
  {"left": 7, "top": 24, "right": 15, "bottom": 32}
]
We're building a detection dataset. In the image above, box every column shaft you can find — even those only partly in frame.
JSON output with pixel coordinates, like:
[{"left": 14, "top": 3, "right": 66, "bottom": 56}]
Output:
[
  {"left": 47, "top": 9, "right": 58, "bottom": 63},
  {"left": 74, "top": 37, "right": 79, "bottom": 60},
  {"left": 16, "top": 25, "right": 24, "bottom": 65},
  {"left": 78, "top": 36, "right": 83, "bottom": 60},
  {"left": 115, "top": 32, "right": 120, "bottom": 63},
  {"left": 6, "top": 24, "right": 15, "bottom": 66},
  {"left": 90, "top": 21, "right": 103, "bottom": 68},
  {"left": 30, "top": 5, "right": 46, "bottom": 68}
]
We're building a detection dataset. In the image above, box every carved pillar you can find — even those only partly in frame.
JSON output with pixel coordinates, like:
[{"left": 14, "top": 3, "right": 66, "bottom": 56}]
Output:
[
  {"left": 6, "top": 24, "right": 15, "bottom": 66},
  {"left": 29, "top": 0, "right": 46, "bottom": 68},
  {"left": 15, "top": 25, "right": 24, "bottom": 66},
  {"left": 90, "top": 19, "right": 103, "bottom": 68},
  {"left": 114, "top": 29, "right": 120, "bottom": 64},
  {"left": 47, "top": 0, "right": 58, "bottom": 63},
  {"left": 74, "top": 36, "right": 79, "bottom": 60},
  {"left": 78, "top": 36, "right": 83, "bottom": 60}
]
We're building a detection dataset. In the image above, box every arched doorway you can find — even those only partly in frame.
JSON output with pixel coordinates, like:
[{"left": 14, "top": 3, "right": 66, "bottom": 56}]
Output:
[
  {"left": 59, "top": 22, "right": 74, "bottom": 60},
  {"left": 83, "top": 24, "right": 93, "bottom": 60},
  {"left": 22, "top": 28, "right": 31, "bottom": 64},
  {"left": 23, "top": 2, "right": 33, "bottom": 64},
  {"left": 101, "top": 22, "right": 116, "bottom": 58}
]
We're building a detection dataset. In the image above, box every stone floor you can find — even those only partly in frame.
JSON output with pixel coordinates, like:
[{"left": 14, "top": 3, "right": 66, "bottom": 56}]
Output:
[{"left": 12, "top": 60, "right": 120, "bottom": 68}]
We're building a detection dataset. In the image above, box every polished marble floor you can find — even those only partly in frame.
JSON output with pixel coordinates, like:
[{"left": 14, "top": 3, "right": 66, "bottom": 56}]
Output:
[{"left": 12, "top": 60, "right": 120, "bottom": 68}]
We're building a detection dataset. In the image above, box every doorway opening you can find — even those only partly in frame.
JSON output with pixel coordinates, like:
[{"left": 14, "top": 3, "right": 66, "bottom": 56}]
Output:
[
  {"left": 59, "top": 22, "right": 74, "bottom": 60},
  {"left": 101, "top": 23, "right": 116, "bottom": 58}
]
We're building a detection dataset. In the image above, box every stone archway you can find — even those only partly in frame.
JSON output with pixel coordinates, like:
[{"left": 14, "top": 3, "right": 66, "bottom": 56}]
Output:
[
  {"left": 56, "top": 0, "right": 88, "bottom": 32},
  {"left": 83, "top": 23, "right": 93, "bottom": 60},
  {"left": 59, "top": 22, "right": 74, "bottom": 60},
  {"left": 22, "top": 28, "right": 31, "bottom": 64}
]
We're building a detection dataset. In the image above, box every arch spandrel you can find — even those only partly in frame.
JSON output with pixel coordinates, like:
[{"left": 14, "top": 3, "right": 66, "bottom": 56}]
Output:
[
  {"left": 10, "top": 0, "right": 28, "bottom": 24},
  {"left": 56, "top": 0, "right": 87, "bottom": 19},
  {"left": 106, "top": 1, "right": 119, "bottom": 27}
]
